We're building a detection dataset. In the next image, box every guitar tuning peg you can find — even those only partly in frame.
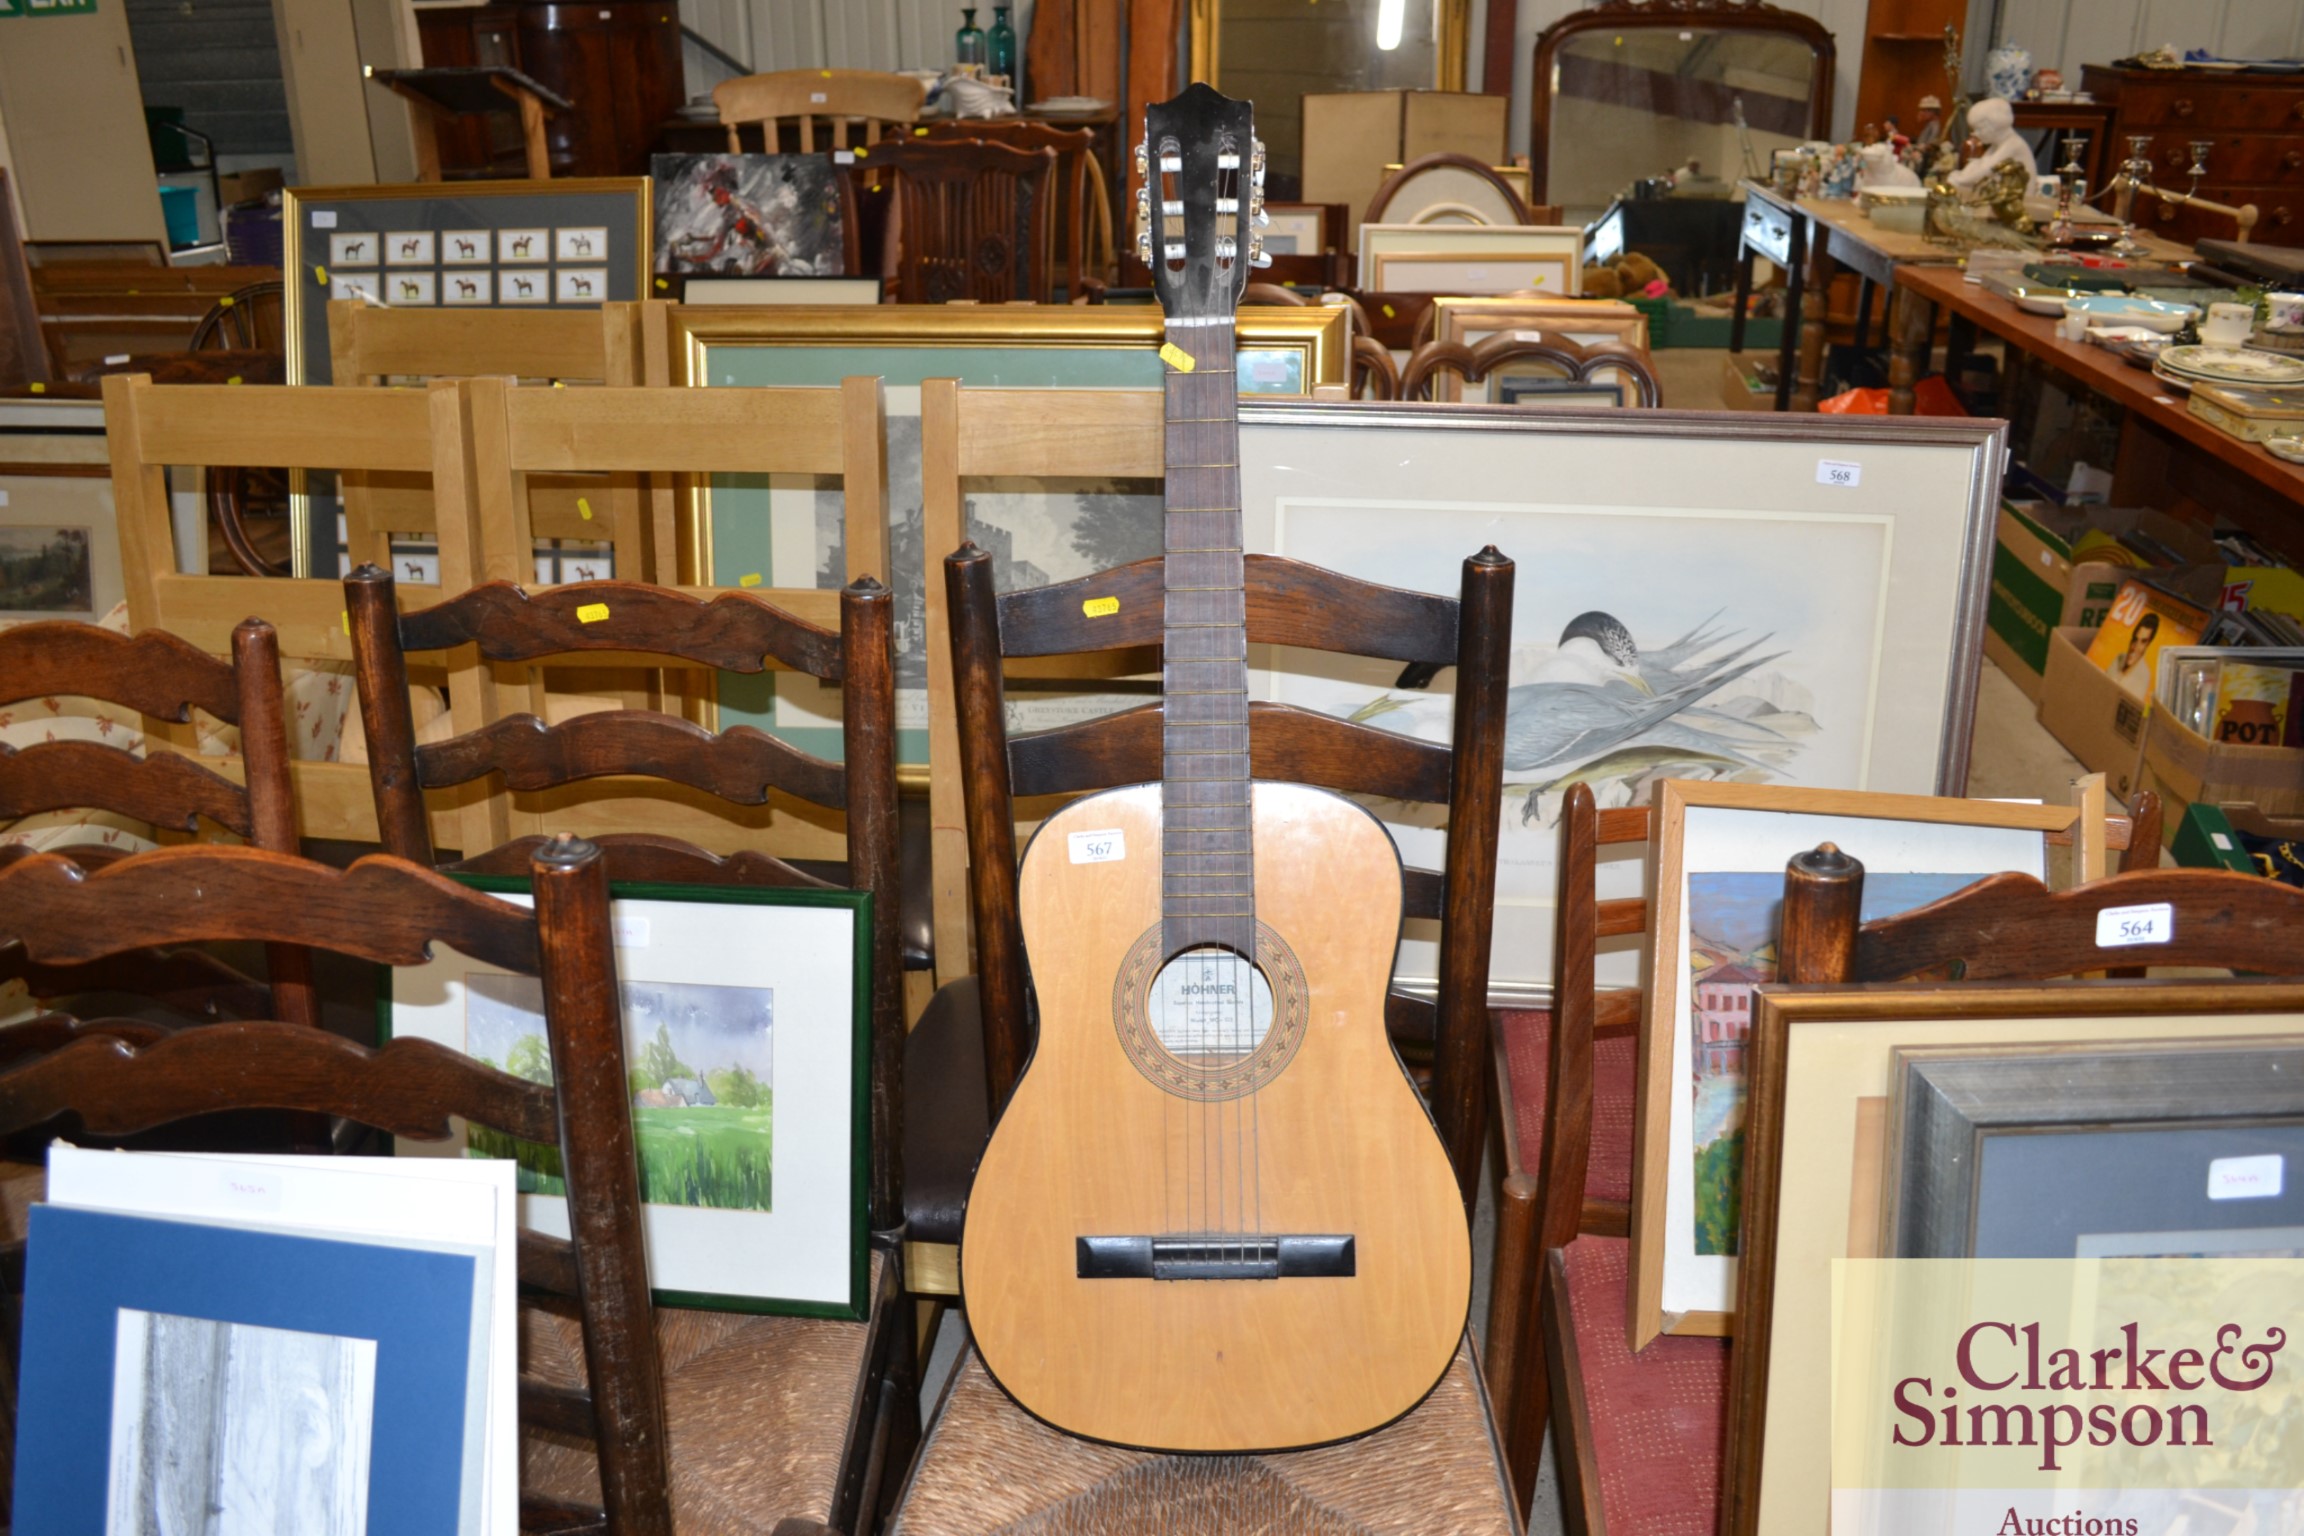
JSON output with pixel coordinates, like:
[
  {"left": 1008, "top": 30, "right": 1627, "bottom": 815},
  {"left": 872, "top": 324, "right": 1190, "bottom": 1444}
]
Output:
[
  {"left": 1133, "top": 141, "right": 1148, "bottom": 178},
  {"left": 1249, "top": 240, "right": 1271, "bottom": 269}
]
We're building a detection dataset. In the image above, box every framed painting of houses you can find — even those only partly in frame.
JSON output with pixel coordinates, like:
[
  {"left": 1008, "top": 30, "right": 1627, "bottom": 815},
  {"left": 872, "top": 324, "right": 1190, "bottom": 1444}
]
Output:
[
  {"left": 1233, "top": 401, "right": 2005, "bottom": 1000},
  {"left": 386, "top": 877, "right": 872, "bottom": 1319},
  {"left": 1630, "top": 781, "right": 2061, "bottom": 1347},
  {"left": 667, "top": 304, "right": 1347, "bottom": 775}
]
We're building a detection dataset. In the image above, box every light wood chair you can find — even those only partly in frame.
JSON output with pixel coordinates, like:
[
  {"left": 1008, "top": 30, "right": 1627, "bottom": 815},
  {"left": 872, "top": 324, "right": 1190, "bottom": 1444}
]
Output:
[
  {"left": 98, "top": 372, "right": 477, "bottom": 846},
  {"left": 325, "top": 298, "right": 645, "bottom": 582},
  {"left": 1524, "top": 788, "right": 2163, "bottom": 1531},
  {"left": 713, "top": 68, "right": 925, "bottom": 153},
  {"left": 443, "top": 374, "right": 890, "bottom": 862}
]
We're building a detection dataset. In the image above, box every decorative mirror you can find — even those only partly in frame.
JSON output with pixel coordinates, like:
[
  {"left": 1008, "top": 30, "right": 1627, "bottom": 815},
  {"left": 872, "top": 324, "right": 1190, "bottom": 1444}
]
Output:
[
  {"left": 1530, "top": 0, "right": 1835, "bottom": 223},
  {"left": 1193, "top": 0, "right": 1473, "bottom": 191}
]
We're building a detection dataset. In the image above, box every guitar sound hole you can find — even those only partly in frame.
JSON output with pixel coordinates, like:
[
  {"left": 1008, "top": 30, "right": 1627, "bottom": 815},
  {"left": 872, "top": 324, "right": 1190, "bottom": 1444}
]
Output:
[
  {"left": 1112, "top": 923, "right": 1308, "bottom": 1101},
  {"left": 1149, "top": 947, "right": 1273, "bottom": 1060}
]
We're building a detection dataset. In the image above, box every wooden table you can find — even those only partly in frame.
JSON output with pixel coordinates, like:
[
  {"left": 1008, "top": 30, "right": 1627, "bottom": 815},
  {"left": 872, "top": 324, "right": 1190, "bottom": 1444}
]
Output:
[
  {"left": 368, "top": 66, "right": 573, "bottom": 182},
  {"left": 1895, "top": 260, "right": 2304, "bottom": 561}
]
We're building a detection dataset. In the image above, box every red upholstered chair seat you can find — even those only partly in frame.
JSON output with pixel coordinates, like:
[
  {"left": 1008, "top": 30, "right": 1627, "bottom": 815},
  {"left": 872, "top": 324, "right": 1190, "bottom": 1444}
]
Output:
[
  {"left": 1493, "top": 1008, "right": 1635, "bottom": 1204},
  {"left": 1549, "top": 1236, "right": 1727, "bottom": 1534}
]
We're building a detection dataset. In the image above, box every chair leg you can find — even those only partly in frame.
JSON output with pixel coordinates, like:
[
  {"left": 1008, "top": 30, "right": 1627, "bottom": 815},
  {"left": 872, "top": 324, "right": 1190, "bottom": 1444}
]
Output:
[
  {"left": 1483, "top": 1171, "right": 1543, "bottom": 1511},
  {"left": 1542, "top": 1249, "right": 1603, "bottom": 1536}
]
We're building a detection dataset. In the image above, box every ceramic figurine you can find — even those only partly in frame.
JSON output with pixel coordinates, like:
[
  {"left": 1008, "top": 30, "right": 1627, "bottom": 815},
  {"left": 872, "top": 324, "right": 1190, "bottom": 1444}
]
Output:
[
  {"left": 1946, "top": 98, "right": 2038, "bottom": 195},
  {"left": 1857, "top": 141, "right": 1920, "bottom": 189},
  {"left": 1985, "top": 42, "right": 2033, "bottom": 103},
  {"left": 1913, "top": 94, "right": 1944, "bottom": 150}
]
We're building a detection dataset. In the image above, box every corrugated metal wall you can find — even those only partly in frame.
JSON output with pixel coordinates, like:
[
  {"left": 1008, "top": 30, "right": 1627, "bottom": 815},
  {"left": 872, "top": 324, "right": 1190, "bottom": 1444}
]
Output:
[{"left": 122, "top": 0, "right": 295, "bottom": 156}]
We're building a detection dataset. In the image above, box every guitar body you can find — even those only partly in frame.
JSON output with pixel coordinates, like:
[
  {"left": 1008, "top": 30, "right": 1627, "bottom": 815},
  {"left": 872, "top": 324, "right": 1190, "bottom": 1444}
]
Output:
[{"left": 961, "top": 781, "right": 1472, "bottom": 1452}]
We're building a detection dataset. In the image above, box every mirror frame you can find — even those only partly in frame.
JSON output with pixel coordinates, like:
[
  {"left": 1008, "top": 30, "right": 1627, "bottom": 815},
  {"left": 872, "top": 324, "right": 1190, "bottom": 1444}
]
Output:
[
  {"left": 1191, "top": 0, "right": 1473, "bottom": 93},
  {"left": 1527, "top": 0, "right": 1836, "bottom": 206}
]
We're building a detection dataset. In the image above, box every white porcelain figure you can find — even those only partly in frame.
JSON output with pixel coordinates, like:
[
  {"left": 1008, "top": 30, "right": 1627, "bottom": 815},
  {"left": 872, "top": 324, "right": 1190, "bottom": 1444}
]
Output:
[
  {"left": 1947, "top": 98, "right": 2039, "bottom": 193},
  {"left": 1856, "top": 142, "right": 1921, "bottom": 189}
]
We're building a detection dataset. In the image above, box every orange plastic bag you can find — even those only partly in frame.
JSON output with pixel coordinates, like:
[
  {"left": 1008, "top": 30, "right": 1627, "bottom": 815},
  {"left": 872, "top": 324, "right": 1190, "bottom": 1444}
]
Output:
[{"left": 1818, "top": 378, "right": 1969, "bottom": 416}]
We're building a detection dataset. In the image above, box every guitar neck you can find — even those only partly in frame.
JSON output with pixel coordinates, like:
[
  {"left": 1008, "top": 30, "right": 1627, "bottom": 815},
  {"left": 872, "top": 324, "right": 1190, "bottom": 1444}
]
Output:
[{"left": 1160, "top": 318, "right": 1253, "bottom": 959}]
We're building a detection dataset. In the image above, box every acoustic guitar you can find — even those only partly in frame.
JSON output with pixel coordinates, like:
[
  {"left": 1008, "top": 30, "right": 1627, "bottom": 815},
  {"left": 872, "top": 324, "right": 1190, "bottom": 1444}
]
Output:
[{"left": 959, "top": 83, "right": 1472, "bottom": 1454}]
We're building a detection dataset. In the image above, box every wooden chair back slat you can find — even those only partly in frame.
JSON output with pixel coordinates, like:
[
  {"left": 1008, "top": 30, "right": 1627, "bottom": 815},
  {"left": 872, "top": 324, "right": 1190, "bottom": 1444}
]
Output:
[
  {"left": 0, "top": 1013, "right": 171, "bottom": 1071},
  {"left": 500, "top": 384, "right": 850, "bottom": 477},
  {"left": 944, "top": 387, "right": 1167, "bottom": 478},
  {"left": 0, "top": 1023, "right": 559, "bottom": 1145},
  {"left": 995, "top": 552, "right": 1462, "bottom": 663},
  {"left": 328, "top": 300, "right": 618, "bottom": 383},
  {"left": 451, "top": 835, "right": 831, "bottom": 891},
  {"left": 712, "top": 68, "right": 925, "bottom": 154},
  {"left": 0, "top": 623, "right": 241, "bottom": 724},
  {"left": 1782, "top": 859, "right": 2304, "bottom": 984},
  {"left": 124, "top": 381, "right": 438, "bottom": 472},
  {"left": 1004, "top": 700, "right": 1455, "bottom": 806},
  {"left": 416, "top": 710, "right": 849, "bottom": 810},
  {"left": 0, "top": 845, "right": 540, "bottom": 972},
  {"left": 0, "top": 955, "right": 268, "bottom": 1033},
  {"left": 400, "top": 580, "right": 844, "bottom": 678},
  {"left": 0, "top": 741, "right": 253, "bottom": 835}
]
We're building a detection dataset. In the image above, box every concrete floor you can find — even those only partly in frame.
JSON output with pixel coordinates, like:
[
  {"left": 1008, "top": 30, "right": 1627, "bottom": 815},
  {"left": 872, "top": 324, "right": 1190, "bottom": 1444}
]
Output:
[{"left": 920, "top": 373, "right": 2097, "bottom": 1530}]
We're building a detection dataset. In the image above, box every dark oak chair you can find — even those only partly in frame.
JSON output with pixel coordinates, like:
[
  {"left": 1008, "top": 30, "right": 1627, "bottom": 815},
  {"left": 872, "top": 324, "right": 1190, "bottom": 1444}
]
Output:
[
  {"left": 0, "top": 838, "right": 679, "bottom": 1533},
  {"left": 1529, "top": 793, "right": 2166, "bottom": 1533},
  {"left": 187, "top": 281, "right": 292, "bottom": 578},
  {"left": 886, "top": 542, "right": 1520, "bottom": 1530},
  {"left": 1401, "top": 330, "right": 1664, "bottom": 407},
  {"left": 921, "top": 120, "right": 1109, "bottom": 299},
  {"left": 871, "top": 137, "right": 1060, "bottom": 304},
  {"left": 344, "top": 568, "right": 917, "bottom": 1530},
  {"left": 0, "top": 618, "right": 312, "bottom": 1028}
]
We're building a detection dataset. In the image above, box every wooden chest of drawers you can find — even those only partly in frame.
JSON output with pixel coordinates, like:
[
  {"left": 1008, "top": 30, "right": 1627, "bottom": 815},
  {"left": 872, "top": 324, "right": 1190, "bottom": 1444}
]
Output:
[{"left": 2081, "top": 65, "right": 2304, "bottom": 246}]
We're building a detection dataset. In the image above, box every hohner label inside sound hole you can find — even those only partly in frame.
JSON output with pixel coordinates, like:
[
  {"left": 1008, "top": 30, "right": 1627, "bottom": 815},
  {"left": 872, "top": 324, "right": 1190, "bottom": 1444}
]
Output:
[
  {"left": 1151, "top": 948, "right": 1274, "bottom": 1058},
  {"left": 1112, "top": 925, "right": 1308, "bottom": 1101}
]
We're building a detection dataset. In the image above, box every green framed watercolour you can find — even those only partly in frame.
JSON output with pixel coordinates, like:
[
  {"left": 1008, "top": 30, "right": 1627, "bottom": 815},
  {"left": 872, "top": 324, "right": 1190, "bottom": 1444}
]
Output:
[
  {"left": 386, "top": 877, "right": 871, "bottom": 1319},
  {"left": 668, "top": 304, "right": 1347, "bottom": 770}
]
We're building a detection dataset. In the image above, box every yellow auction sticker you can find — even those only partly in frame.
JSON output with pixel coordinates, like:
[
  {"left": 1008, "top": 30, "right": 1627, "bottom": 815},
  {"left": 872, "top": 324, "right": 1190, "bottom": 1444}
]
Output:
[
  {"left": 577, "top": 603, "right": 610, "bottom": 623},
  {"left": 1083, "top": 596, "right": 1120, "bottom": 617},
  {"left": 1159, "top": 342, "right": 1196, "bottom": 373}
]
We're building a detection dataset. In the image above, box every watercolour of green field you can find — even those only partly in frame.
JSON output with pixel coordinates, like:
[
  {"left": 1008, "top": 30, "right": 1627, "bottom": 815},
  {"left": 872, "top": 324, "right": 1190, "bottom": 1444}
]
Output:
[{"left": 464, "top": 971, "right": 775, "bottom": 1212}]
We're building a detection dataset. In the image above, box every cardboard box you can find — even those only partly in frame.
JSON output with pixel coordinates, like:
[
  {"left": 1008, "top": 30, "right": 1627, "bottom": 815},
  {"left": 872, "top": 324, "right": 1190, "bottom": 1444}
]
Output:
[
  {"left": 215, "top": 168, "right": 283, "bottom": 207},
  {"left": 2136, "top": 705, "right": 2304, "bottom": 851},
  {"left": 1300, "top": 90, "right": 1508, "bottom": 245},
  {"left": 1982, "top": 502, "right": 2224, "bottom": 702},
  {"left": 2038, "top": 625, "right": 2149, "bottom": 797},
  {"left": 1719, "top": 351, "right": 1774, "bottom": 411}
]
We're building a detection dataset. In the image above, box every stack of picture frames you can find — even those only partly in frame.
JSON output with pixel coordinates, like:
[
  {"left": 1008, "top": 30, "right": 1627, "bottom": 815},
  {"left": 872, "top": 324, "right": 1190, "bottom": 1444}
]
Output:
[{"left": 1631, "top": 779, "right": 2304, "bottom": 1534}]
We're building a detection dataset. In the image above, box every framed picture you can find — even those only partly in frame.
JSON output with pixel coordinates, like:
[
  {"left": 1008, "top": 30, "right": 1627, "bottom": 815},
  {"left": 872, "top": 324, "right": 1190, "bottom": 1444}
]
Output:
[
  {"left": 1725, "top": 980, "right": 2304, "bottom": 1536},
  {"left": 1429, "top": 296, "right": 1651, "bottom": 402},
  {"left": 669, "top": 304, "right": 1348, "bottom": 774},
  {"left": 676, "top": 276, "right": 882, "bottom": 305},
  {"left": 282, "top": 180, "right": 651, "bottom": 387},
  {"left": 1631, "top": 781, "right": 2063, "bottom": 1345},
  {"left": 386, "top": 878, "right": 872, "bottom": 1319},
  {"left": 1233, "top": 401, "right": 2006, "bottom": 996},
  {"left": 1356, "top": 222, "right": 1584, "bottom": 296},
  {"left": 0, "top": 398, "right": 120, "bottom": 625},
  {"left": 1259, "top": 201, "right": 1341, "bottom": 258},
  {"left": 1492, "top": 377, "right": 1630, "bottom": 407},
  {"left": 651, "top": 153, "right": 852, "bottom": 277}
]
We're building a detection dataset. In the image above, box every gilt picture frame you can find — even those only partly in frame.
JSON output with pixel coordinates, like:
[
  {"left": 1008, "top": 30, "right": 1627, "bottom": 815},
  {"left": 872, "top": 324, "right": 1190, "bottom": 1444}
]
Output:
[
  {"left": 668, "top": 305, "right": 1347, "bottom": 775},
  {"left": 1232, "top": 401, "right": 2005, "bottom": 998},
  {"left": 1724, "top": 981, "right": 2304, "bottom": 1536},
  {"left": 384, "top": 877, "right": 871, "bottom": 1319},
  {"left": 1632, "top": 781, "right": 2062, "bottom": 1346},
  {"left": 1356, "top": 222, "right": 1584, "bottom": 296}
]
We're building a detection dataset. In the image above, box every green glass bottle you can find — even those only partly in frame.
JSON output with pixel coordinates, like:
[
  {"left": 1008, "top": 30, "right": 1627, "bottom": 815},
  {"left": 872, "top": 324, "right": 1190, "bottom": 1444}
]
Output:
[
  {"left": 955, "top": 8, "right": 986, "bottom": 69},
  {"left": 988, "top": 5, "right": 1017, "bottom": 82}
]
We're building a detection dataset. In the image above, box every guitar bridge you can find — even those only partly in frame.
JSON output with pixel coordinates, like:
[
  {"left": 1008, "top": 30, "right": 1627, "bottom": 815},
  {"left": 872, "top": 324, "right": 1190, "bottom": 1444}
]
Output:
[{"left": 1075, "top": 1234, "right": 1355, "bottom": 1280}]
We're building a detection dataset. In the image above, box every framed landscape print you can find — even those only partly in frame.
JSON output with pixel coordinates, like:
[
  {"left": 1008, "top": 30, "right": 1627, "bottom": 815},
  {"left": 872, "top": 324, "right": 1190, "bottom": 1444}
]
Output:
[
  {"left": 387, "top": 878, "right": 871, "bottom": 1318},
  {"left": 669, "top": 304, "right": 1347, "bottom": 772},
  {"left": 0, "top": 399, "right": 120, "bottom": 625},
  {"left": 1630, "top": 781, "right": 2063, "bottom": 1346},
  {"left": 1233, "top": 401, "right": 2005, "bottom": 996},
  {"left": 1726, "top": 981, "right": 2304, "bottom": 1536},
  {"left": 1356, "top": 222, "right": 1584, "bottom": 295}
]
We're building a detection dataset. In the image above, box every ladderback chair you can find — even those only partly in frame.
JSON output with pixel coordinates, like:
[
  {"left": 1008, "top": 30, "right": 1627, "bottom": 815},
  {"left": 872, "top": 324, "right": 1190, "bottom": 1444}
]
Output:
[
  {"left": 0, "top": 837, "right": 678, "bottom": 1534},
  {"left": 713, "top": 68, "right": 925, "bottom": 153},
  {"left": 1530, "top": 792, "right": 2166, "bottom": 1533},
  {"left": 99, "top": 372, "right": 471, "bottom": 847},
  {"left": 1402, "top": 329, "right": 1664, "bottom": 407},
  {"left": 0, "top": 617, "right": 312, "bottom": 1027},
  {"left": 871, "top": 137, "right": 1061, "bottom": 304},
  {"left": 921, "top": 119, "right": 1110, "bottom": 298},
  {"left": 883, "top": 539, "right": 1519, "bottom": 1534}
]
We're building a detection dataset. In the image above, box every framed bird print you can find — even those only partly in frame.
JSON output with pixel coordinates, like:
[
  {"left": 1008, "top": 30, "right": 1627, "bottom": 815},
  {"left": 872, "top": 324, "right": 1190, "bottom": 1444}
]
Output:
[{"left": 1235, "top": 402, "right": 2003, "bottom": 997}]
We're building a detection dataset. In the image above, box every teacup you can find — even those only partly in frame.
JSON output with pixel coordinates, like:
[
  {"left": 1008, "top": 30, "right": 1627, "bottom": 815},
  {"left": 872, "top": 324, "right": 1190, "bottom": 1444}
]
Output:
[
  {"left": 2201, "top": 302, "right": 2255, "bottom": 347},
  {"left": 2267, "top": 292, "right": 2304, "bottom": 329}
]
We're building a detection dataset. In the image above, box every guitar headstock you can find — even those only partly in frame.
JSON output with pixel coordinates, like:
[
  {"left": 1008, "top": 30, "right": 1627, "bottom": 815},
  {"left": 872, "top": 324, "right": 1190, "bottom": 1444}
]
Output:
[{"left": 1134, "top": 82, "right": 1268, "bottom": 322}]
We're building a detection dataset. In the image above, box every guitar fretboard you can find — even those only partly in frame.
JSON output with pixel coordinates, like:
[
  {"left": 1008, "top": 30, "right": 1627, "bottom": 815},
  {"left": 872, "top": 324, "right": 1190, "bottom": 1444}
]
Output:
[{"left": 1160, "top": 319, "right": 1253, "bottom": 960}]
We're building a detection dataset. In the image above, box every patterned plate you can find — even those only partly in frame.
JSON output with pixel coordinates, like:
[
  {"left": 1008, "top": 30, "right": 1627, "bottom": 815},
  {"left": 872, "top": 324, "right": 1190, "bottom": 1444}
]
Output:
[{"left": 2155, "top": 345, "right": 2304, "bottom": 386}]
